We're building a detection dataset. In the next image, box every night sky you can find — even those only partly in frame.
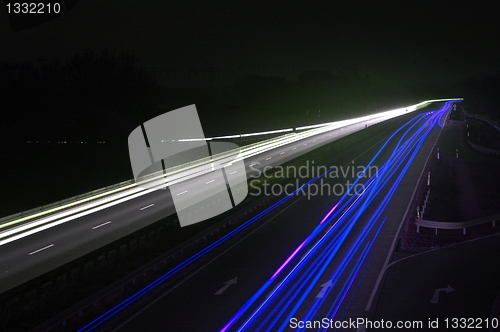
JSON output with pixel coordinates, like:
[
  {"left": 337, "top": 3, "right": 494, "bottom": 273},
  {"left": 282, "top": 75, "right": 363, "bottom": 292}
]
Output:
[{"left": 1, "top": 1, "right": 499, "bottom": 88}]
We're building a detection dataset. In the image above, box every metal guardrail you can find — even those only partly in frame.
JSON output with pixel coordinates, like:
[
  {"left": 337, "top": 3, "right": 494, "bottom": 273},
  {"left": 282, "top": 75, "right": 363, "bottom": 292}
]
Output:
[
  {"left": 415, "top": 106, "right": 500, "bottom": 234},
  {"left": 453, "top": 105, "right": 500, "bottom": 156},
  {"left": 462, "top": 105, "right": 500, "bottom": 133},
  {"left": 416, "top": 213, "right": 500, "bottom": 235},
  {"left": 468, "top": 141, "right": 500, "bottom": 156}
]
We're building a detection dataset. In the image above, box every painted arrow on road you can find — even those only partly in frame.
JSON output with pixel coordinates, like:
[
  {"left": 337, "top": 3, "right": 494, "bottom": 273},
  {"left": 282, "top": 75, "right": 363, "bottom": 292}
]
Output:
[
  {"left": 316, "top": 280, "right": 333, "bottom": 298},
  {"left": 214, "top": 277, "right": 238, "bottom": 295},
  {"left": 431, "top": 285, "right": 455, "bottom": 303}
]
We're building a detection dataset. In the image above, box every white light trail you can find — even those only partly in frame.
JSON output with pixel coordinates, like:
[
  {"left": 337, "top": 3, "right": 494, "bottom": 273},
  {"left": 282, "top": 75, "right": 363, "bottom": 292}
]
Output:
[{"left": 0, "top": 98, "right": 462, "bottom": 247}]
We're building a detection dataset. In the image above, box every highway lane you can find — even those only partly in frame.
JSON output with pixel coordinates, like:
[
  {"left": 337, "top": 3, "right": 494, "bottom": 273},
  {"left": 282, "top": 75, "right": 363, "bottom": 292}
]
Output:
[
  {"left": 0, "top": 110, "right": 400, "bottom": 294},
  {"left": 372, "top": 233, "right": 500, "bottom": 330},
  {"left": 290, "top": 108, "right": 450, "bottom": 330},
  {"left": 215, "top": 106, "right": 451, "bottom": 332},
  {"left": 2, "top": 99, "right": 447, "bottom": 239},
  {"left": 83, "top": 103, "right": 453, "bottom": 331}
]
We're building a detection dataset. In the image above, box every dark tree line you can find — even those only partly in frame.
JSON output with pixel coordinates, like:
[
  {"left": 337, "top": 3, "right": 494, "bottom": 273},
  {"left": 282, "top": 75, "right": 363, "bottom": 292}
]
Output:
[
  {"left": 463, "top": 72, "right": 500, "bottom": 117},
  {"left": 3, "top": 50, "right": 494, "bottom": 144},
  {"left": 0, "top": 51, "right": 163, "bottom": 141},
  {"left": 210, "top": 69, "right": 458, "bottom": 134}
]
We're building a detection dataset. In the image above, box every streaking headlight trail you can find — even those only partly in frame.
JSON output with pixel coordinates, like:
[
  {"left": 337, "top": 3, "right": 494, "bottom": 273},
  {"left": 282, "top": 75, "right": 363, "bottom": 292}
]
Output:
[
  {"left": 70, "top": 101, "right": 455, "bottom": 331},
  {"left": 219, "top": 102, "right": 452, "bottom": 332},
  {"left": 0, "top": 99, "right": 460, "bottom": 244}
]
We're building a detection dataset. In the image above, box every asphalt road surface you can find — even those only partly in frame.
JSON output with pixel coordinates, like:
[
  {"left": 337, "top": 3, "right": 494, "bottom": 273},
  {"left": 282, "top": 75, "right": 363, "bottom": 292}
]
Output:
[
  {"left": 84, "top": 103, "right": 454, "bottom": 332},
  {"left": 372, "top": 233, "right": 500, "bottom": 331},
  {"left": 0, "top": 106, "right": 412, "bottom": 294}
]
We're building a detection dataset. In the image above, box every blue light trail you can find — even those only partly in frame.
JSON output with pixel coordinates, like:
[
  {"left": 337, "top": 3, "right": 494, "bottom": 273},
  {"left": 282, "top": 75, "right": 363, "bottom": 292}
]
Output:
[{"left": 219, "top": 101, "right": 453, "bottom": 332}]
